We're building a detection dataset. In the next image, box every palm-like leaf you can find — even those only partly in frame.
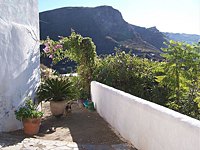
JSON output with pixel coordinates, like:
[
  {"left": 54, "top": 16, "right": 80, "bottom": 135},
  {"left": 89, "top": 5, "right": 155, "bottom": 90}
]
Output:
[{"left": 37, "top": 78, "right": 77, "bottom": 102}]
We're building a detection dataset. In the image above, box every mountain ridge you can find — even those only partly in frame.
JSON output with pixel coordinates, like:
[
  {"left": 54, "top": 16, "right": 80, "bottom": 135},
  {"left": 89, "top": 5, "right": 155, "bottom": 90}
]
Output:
[
  {"left": 163, "top": 32, "right": 200, "bottom": 44},
  {"left": 40, "top": 6, "right": 164, "bottom": 58},
  {"left": 39, "top": 6, "right": 200, "bottom": 71}
]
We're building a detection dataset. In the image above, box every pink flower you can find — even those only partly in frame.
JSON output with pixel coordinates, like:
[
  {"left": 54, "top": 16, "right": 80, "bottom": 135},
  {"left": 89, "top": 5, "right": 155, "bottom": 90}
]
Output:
[
  {"left": 45, "top": 43, "right": 49, "bottom": 48},
  {"left": 49, "top": 55, "right": 53, "bottom": 59},
  {"left": 55, "top": 45, "right": 63, "bottom": 49},
  {"left": 53, "top": 47, "right": 57, "bottom": 51},
  {"left": 43, "top": 47, "right": 49, "bottom": 53},
  {"left": 88, "top": 76, "right": 90, "bottom": 79}
]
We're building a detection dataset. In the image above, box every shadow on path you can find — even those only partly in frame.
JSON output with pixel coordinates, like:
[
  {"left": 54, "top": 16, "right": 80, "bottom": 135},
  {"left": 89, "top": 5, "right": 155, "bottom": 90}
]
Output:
[{"left": 4, "top": 102, "right": 136, "bottom": 149}]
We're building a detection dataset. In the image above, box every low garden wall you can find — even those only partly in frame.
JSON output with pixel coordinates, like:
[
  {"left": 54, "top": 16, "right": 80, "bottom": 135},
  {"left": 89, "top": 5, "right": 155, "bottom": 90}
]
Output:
[{"left": 91, "top": 81, "right": 200, "bottom": 150}]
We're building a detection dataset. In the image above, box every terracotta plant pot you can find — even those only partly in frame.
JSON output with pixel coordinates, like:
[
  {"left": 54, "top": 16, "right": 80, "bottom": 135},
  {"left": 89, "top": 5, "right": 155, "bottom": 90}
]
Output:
[
  {"left": 22, "top": 117, "right": 41, "bottom": 135},
  {"left": 50, "top": 100, "right": 67, "bottom": 116}
]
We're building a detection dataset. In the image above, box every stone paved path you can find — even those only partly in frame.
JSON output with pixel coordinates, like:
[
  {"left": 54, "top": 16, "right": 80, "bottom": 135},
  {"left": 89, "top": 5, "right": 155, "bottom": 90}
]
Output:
[
  {"left": 0, "top": 137, "right": 136, "bottom": 150},
  {"left": 0, "top": 102, "right": 138, "bottom": 150},
  {"left": 0, "top": 133, "right": 137, "bottom": 150}
]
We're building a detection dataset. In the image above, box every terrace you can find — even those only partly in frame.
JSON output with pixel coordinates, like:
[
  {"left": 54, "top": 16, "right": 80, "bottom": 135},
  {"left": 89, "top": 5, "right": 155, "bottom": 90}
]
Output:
[
  {"left": 0, "top": 1, "right": 200, "bottom": 150},
  {"left": 1, "top": 82, "right": 199, "bottom": 150}
]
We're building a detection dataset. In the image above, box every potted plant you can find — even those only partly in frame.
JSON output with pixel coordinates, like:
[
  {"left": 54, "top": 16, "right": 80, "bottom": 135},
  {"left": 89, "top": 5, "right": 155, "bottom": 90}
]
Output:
[
  {"left": 14, "top": 95, "right": 43, "bottom": 135},
  {"left": 37, "top": 77, "right": 77, "bottom": 116}
]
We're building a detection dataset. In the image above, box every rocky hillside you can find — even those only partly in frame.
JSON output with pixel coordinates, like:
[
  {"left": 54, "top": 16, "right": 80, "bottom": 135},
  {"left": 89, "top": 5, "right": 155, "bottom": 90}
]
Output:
[
  {"left": 40, "top": 6, "right": 199, "bottom": 72},
  {"left": 163, "top": 32, "right": 200, "bottom": 44},
  {"left": 40, "top": 6, "right": 167, "bottom": 60},
  {"left": 132, "top": 26, "right": 169, "bottom": 49}
]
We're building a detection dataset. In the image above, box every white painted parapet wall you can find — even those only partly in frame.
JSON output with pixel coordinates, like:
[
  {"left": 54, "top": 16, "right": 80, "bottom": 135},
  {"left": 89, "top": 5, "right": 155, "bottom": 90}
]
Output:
[
  {"left": 91, "top": 81, "right": 200, "bottom": 150},
  {"left": 0, "top": 0, "right": 40, "bottom": 132}
]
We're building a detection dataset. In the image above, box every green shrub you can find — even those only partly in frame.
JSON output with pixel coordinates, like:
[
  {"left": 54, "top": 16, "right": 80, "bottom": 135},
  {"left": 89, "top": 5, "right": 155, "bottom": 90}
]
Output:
[
  {"left": 93, "top": 49, "right": 169, "bottom": 105},
  {"left": 14, "top": 95, "right": 43, "bottom": 121}
]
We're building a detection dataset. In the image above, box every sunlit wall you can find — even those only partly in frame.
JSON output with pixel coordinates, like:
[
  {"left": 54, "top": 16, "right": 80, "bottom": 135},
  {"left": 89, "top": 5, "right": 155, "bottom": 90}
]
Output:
[{"left": 0, "top": 0, "right": 40, "bottom": 132}]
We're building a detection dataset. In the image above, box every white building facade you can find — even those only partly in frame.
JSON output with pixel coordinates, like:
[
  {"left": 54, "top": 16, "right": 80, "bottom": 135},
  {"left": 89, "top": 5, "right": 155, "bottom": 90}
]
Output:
[{"left": 0, "top": 0, "right": 40, "bottom": 132}]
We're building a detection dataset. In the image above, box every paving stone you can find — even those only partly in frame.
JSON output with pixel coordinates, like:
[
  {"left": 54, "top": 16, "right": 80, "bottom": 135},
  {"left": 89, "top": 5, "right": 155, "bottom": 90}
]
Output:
[
  {"left": 29, "top": 138, "right": 40, "bottom": 144},
  {"left": 41, "top": 145, "right": 56, "bottom": 149},
  {"left": 111, "top": 144, "right": 132, "bottom": 150},
  {"left": 23, "top": 147, "right": 38, "bottom": 150},
  {"left": 53, "top": 145, "right": 72, "bottom": 150},
  {"left": 0, "top": 133, "right": 138, "bottom": 150},
  {"left": 1, "top": 144, "right": 22, "bottom": 150},
  {"left": 38, "top": 140, "right": 57, "bottom": 146},
  {"left": 96, "top": 145, "right": 113, "bottom": 150},
  {"left": 73, "top": 148, "right": 83, "bottom": 150},
  {"left": 81, "top": 145, "right": 96, "bottom": 150},
  {"left": 67, "top": 142, "right": 78, "bottom": 148},
  {"left": 53, "top": 141, "right": 68, "bottom": 147},
  {"left": 22, "top": 138, "right": 30, "bottom": 142},
  {"left": 23, "top": 142, "right": 38, "bottom": 148},
  {"left": 21, "top": 147, "right": 41, "bottom": 150}
]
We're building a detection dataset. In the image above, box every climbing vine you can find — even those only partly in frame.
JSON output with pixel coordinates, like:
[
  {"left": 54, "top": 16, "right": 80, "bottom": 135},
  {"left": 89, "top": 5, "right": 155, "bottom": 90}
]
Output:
[{"left": 41, "top": 32, "right": 97, "bottom": 98}]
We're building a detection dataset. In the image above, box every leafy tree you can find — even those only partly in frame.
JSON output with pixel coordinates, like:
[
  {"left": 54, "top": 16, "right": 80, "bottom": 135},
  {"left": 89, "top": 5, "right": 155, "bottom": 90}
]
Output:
[{"left": 156, "top": 40, "right": 200, "bottom": 119}]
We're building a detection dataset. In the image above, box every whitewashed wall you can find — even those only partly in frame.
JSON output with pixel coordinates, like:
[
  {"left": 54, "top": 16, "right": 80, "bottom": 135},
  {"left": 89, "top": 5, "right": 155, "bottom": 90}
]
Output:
[
  {"left": 91, "top": 81, "right": 200, "bottom": 150},
  {"left": 0, "top": 0, "right": 40, "bottom": 132}
]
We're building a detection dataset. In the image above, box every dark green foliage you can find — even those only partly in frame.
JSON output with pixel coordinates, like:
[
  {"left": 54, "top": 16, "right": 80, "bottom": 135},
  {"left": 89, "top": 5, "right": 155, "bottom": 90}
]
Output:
[
  {"left": 70, "top": 76, "right": 90, "bottom": 100},
  {"left": 66, "top": 32, "right": 97, "bottom": 98},
  {"left": 37, "top": 78, "right": 77, "bottom": 102},
  {"left": 94, "top": 48, "right": 168, "bottom": 105},
  {"left": 94, "top": 40, "right": 200, "bottom": 120},
  {"left": 77, "top": 88, "right": 89, "bottom": 100}
]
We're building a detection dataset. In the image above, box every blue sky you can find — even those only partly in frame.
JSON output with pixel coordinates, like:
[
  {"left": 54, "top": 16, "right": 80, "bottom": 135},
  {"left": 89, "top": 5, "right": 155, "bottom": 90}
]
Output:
[{"left": 39, "top": 0, "right": 200, "bottom": 35}]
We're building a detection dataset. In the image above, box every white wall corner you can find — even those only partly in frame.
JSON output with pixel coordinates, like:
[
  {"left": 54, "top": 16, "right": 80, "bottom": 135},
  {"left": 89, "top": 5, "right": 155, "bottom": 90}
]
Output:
[{"left": 0, "top": 0, "right": 40, "bottom": 132}]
